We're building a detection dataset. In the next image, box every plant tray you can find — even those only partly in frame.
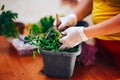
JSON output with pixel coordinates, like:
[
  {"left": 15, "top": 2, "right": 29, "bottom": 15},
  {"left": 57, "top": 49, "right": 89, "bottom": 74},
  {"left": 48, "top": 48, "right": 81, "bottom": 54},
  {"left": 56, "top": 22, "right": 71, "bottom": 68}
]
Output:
[{"left": 9, "top": 38, "right": 35, "bottom": 55}]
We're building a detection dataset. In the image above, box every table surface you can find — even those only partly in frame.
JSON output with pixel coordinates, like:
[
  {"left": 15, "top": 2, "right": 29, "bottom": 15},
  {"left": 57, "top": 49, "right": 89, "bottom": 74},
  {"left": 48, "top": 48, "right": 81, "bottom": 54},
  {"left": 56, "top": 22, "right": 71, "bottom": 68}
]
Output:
[{"left": 0, "top": 36, "right": 120, "bottom": 80}]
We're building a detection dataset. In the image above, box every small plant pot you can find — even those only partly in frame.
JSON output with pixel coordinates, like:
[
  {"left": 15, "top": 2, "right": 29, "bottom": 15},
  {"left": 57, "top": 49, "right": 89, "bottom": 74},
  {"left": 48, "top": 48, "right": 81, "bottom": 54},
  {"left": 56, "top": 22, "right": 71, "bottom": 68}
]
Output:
[
  {"left": 40, "top": 47, "right": 81, "bottom": 78},
  {"left": 14, "top": 22, "right": 25, "bottom": 34}
]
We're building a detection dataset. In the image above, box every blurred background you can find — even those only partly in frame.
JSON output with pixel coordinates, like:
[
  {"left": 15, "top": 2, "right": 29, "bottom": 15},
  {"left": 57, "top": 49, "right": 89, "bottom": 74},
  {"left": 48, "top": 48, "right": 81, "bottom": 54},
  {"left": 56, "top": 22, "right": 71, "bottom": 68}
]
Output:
[{"left": 0, "top": 0, "right": 92, "bottom": 25}]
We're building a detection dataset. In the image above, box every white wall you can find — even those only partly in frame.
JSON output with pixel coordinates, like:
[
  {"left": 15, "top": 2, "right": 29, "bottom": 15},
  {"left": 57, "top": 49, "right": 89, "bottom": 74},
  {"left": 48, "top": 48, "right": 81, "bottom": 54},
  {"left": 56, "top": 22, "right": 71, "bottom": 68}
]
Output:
[
  {"left": 0, "top": 0, "right": 93, "bottom": 25},
  {"left": 0, "top": 0, "right": 74, "bottom": 24}
]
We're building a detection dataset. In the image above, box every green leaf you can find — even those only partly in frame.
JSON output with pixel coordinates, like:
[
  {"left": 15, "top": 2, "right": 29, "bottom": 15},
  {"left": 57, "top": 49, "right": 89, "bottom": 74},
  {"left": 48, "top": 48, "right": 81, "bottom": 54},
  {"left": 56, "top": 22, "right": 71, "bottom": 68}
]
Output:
[
  {"left": 40, "top": 16, "right": 54, "bottom": 33},
  {"left": 33, "top": 51, "right": 37, "bottom": 59},
  {"left": 1, "top": 5, "right": 5, "bottom": 10}
]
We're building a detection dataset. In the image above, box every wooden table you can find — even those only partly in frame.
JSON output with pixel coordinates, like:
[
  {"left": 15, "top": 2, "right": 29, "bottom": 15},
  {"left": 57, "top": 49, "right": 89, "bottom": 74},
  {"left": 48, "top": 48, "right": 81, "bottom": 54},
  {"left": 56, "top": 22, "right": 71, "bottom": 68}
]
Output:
[{"left": 0, "top": 36, "right": 120, "bottom": 80}]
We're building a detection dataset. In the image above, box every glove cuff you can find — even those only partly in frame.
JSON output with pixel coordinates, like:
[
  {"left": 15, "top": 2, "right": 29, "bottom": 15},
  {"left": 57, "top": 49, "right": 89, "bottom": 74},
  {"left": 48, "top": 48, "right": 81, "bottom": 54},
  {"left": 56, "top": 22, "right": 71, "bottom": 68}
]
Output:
[
  {"left": 68, "top": 14, "right": 77, "bottom": 25},
  {"left": 78, "top": 27, "right": 88, "bottom": 41}
]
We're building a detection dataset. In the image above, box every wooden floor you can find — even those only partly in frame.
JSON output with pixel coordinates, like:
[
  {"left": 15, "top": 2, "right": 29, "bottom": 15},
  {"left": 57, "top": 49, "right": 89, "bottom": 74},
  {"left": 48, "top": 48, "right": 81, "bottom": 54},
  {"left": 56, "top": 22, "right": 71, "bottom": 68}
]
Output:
[{"left": 0, "top": 36, "right": 120, "bottom": 80}]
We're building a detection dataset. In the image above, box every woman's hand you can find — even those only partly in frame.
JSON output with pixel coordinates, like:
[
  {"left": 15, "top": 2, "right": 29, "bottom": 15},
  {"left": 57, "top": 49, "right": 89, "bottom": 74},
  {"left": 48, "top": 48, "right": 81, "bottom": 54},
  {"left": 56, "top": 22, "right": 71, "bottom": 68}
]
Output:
[
  {"left": 59, "top": 27, "right": 88, "bottom": 49},
  {"left": 53, "top": 14, "right": 77, "bottom": 31}
]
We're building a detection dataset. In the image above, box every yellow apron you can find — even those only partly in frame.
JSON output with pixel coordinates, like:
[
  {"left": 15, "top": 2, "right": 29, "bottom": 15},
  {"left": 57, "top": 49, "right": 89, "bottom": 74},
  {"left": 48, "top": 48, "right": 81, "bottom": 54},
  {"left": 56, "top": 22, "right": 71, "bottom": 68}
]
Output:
[{"left": 92, "top": 0, "right": 120, "bottom": 40}]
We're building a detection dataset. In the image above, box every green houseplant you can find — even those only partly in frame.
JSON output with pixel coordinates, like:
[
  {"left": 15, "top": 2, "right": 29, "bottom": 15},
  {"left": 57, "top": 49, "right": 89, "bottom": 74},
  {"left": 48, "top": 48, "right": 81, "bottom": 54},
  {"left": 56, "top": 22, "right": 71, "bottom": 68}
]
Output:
[
  {"left": 0, "top": 5, "right": 35, "bottom": 55},
  {"left": 39, "top": 28, "right": 81, "bottom": 78},
  {"left": 25, "top": 15, "right": 81, "bottom": 78},
  {"left": 0, "top": 5, "right": 19, "bottom": 38}
]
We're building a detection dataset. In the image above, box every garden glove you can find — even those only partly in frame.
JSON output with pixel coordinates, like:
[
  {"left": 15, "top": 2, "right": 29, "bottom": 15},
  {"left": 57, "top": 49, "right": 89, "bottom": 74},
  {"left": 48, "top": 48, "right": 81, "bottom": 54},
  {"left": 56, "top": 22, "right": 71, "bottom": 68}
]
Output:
[
  {"left": 59, "top": 27, "right": 88, "bottom": 49},
  {"left": 53, "top": 14, "right": 77, "bottom": 31}
]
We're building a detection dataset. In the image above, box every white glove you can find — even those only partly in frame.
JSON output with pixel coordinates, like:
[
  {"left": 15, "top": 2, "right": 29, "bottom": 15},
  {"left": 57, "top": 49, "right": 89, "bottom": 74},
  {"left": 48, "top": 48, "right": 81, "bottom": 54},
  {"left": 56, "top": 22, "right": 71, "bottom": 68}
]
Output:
[
  {"left": 59, "top": 27, "right": 88, "bottom": 49},
  {"left": 53, "top": 14, "right": 77, "bottom": 31}
]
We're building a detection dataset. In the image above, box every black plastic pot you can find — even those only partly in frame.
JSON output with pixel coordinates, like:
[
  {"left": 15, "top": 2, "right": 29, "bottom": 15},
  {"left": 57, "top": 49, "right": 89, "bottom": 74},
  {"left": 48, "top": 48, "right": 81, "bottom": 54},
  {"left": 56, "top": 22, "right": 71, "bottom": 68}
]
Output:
[
  {"left": 40, "top": 47, "right": 81, "bottom": 78},
  {"left": 14, "top": 22, "right": 25, "bottom": 34},
  {"left": 76, "top": 20, "right": 89, "bottom": 27}
]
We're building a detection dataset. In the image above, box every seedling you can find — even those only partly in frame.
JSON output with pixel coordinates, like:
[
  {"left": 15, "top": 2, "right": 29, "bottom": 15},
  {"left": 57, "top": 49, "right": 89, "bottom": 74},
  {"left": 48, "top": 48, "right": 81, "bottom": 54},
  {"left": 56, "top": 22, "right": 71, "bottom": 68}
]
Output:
[{"left": 25, "top": 16, "right": 79, "bottom": 58}]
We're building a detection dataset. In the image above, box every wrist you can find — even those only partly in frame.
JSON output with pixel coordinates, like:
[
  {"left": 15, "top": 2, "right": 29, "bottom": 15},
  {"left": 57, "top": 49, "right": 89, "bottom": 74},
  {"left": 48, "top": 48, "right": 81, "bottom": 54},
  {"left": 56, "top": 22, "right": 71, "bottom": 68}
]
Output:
[
  {"left": 78, "top": 27, "right": 88, "bottom": 41},
  {"left": 68, "top": 13, "right": 77, "bottom": 25},
  {"left": 83, "top": 27, "right": 94, "bottom": 39}
]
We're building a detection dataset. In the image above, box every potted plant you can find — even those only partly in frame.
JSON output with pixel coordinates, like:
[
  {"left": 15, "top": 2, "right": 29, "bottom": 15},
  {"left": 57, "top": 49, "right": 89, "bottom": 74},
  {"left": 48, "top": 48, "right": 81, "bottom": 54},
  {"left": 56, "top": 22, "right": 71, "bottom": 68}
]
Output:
[
  {"left": 40, "top": 28, "right": 81, "bottom": 78},
  {"left": 0, "top": 5, "right": 36, "bottom": 55},
  {"left": 0, "top": 5, "right": 19, "bottom": 38},
  {"left": 25, "top": 16, "right": 81, "bottom": 78}
]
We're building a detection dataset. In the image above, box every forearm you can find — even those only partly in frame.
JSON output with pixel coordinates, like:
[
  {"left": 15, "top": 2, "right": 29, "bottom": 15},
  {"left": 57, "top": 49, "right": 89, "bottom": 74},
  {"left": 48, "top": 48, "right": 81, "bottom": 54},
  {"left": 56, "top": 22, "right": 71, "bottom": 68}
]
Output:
[
  {"left": 84, "top": 14, "right": 120, "bottom": 38},
  {"left": 73, "top": 0, "right": 93, "bottom": 22}
]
